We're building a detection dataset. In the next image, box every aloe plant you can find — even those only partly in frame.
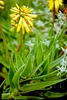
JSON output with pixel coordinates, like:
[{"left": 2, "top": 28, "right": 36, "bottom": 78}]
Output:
[{"left": 0, "top": 0, "right": 67, "bottom": 99}]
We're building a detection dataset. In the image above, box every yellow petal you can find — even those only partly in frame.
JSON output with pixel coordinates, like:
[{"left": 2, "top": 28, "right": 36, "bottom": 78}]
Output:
[
  {"left": 23, "top": 18, "right": 30, "bottom": 33},
  {"left": 24, "top": 16, "right": 33, "bottom": 26},
  {"left": 55, "top": 1, "right": 59, "bottom": 12},
  {"left": 27, "top": 19, "right": 33, "bottom": 27},
  {"left": 58, "top": 0, "right": 63, "bottom": 5},
  {"left": 48, "top": 0, "right": 53, "bottom": 10},
  {"left": 10, "top": 14, "right": 16, "bottom": 18},
  {"left": 17, "top": 17, "right": 22, "bottom": 33},
  {"left": 17, "top": 25, "right": 21, "bottom": 33},
  {"left": 11, "top": 20, "right": 15, "bottom": 25},
  {"left": 13, "top": 14, "right": 20, "bottom": 21},
  {"left": 22, "top": 21, "right": 24, "bottom": 35},
  {"left": 0, "top": 1, "right": 4, "bottom": 5},
  {"left": 55, "top": 0, "right": 63, "bottom": 13},
  {"left": 10, "top": 7, "right": 19, "bottom": 13},
  {"left": 16, "top": 4, "right": 19, "bottom": 9},
  {"left": 10, "top": 27, "right": 15, "bottom": 31},
  {"left": 27, "top": 14, "right": 37, "bottom": 18},
  {"left": 27, "top": 8, "right": 33, "bottom": 13}
]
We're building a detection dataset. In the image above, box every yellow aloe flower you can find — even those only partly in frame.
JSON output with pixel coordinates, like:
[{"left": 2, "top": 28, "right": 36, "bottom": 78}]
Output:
[
  {"left": 0, "top": 0, "right": 4, "bottom": 9},
  {"left": 48, "top": 0, "right": 63, "bottom": 13},
  {"left": 10, "top": 4, "right": 37, "bottom": 35}
]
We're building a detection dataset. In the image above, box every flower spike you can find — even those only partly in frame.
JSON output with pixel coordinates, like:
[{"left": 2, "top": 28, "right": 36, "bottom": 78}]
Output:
[{"left": 10, "top": 4, "right": 37, "bottom": 34}]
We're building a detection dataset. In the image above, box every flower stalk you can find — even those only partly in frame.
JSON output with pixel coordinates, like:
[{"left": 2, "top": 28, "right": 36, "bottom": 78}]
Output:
[
  {"left": 28, "top": 0, "right": 31, "bottom": 6},
  {"left": 17, "top": 31, "right": 24, "bottom": 51}
]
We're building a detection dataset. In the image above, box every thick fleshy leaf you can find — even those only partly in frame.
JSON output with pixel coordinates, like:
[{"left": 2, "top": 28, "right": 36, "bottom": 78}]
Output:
[
  {"left": 0, "top": 56, "right": 9, "bottom": 69},
  {"left": 9, "top": 53, "right": 16, "bottom": 89},
  {"left": 45, "top": 91, "right": 67, "bottom": 98},
  {"left": 21, "top": 54, "right": 34, "bottom": 77},
  {"left": 13, "top": 95, "right": 44, "bottom": 100},
  {"left": 9, "top": 64, "right": 15, "bottom": 89},
  {"left": 2, "top": 93, "right": 10, "bottom": 99},
  {"left": 15, "top": 52, "right": 24, "bottom": 69},
  {"left": 36, "top": 34, "right": 43, "bottom": 66},
  {"left": 29, "top": 40, "right": 55, "bottom": 77},
  {"left": 21, "top": 78, "right": 66, "bottom": 93},
  {"left": 49, "top": 55, "right": 63, "bottom": 70},
  {"left": 12, "top": 64, "right": 26, "bottom": 88}
]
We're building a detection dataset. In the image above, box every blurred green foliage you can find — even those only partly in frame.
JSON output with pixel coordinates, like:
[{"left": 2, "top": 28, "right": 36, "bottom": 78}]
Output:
[{"left": 0, "top": 0, "right": 67, "bottom": 99}]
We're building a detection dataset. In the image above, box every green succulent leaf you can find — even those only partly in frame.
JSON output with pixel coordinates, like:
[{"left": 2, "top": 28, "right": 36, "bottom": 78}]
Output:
[
  {"left": 0, "top": 56, "right": 9, "bottom": 69},
  {"left": 21, "top": 54, "right": 34, "bottom": 77},
  {"left": 45, "top": 91, "right": 67, "bottom": 98},
  {"left": 15, "top": 52, "right": 24, "bottom": 69},
  {"left": 12, "top": 64, "right": 26, "bottom": 88},
  {"left": 9, "top": 53, "right": 16, "bottom": 89},
  {"left": 35, "top": 34, "right": 43, "bottom": 65},
  {"left": 13, "top": 95, "right": 44, "bottom": 100},
  {"left": 22, "top": 78, "right": 66, "bottom": 93}
]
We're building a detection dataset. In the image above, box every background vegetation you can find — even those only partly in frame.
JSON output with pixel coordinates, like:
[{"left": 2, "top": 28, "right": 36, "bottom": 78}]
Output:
[{"left": 0, "top": 0, "right": 67, "bottom": 99}]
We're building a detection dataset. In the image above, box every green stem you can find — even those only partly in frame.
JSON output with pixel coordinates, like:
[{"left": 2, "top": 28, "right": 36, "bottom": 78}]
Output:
[
  {"left": 17, "top": 32, "right": 23, "bottom": 52},
  {"left": 28, "top": 0, "right": 31, "bottom": 6}
]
